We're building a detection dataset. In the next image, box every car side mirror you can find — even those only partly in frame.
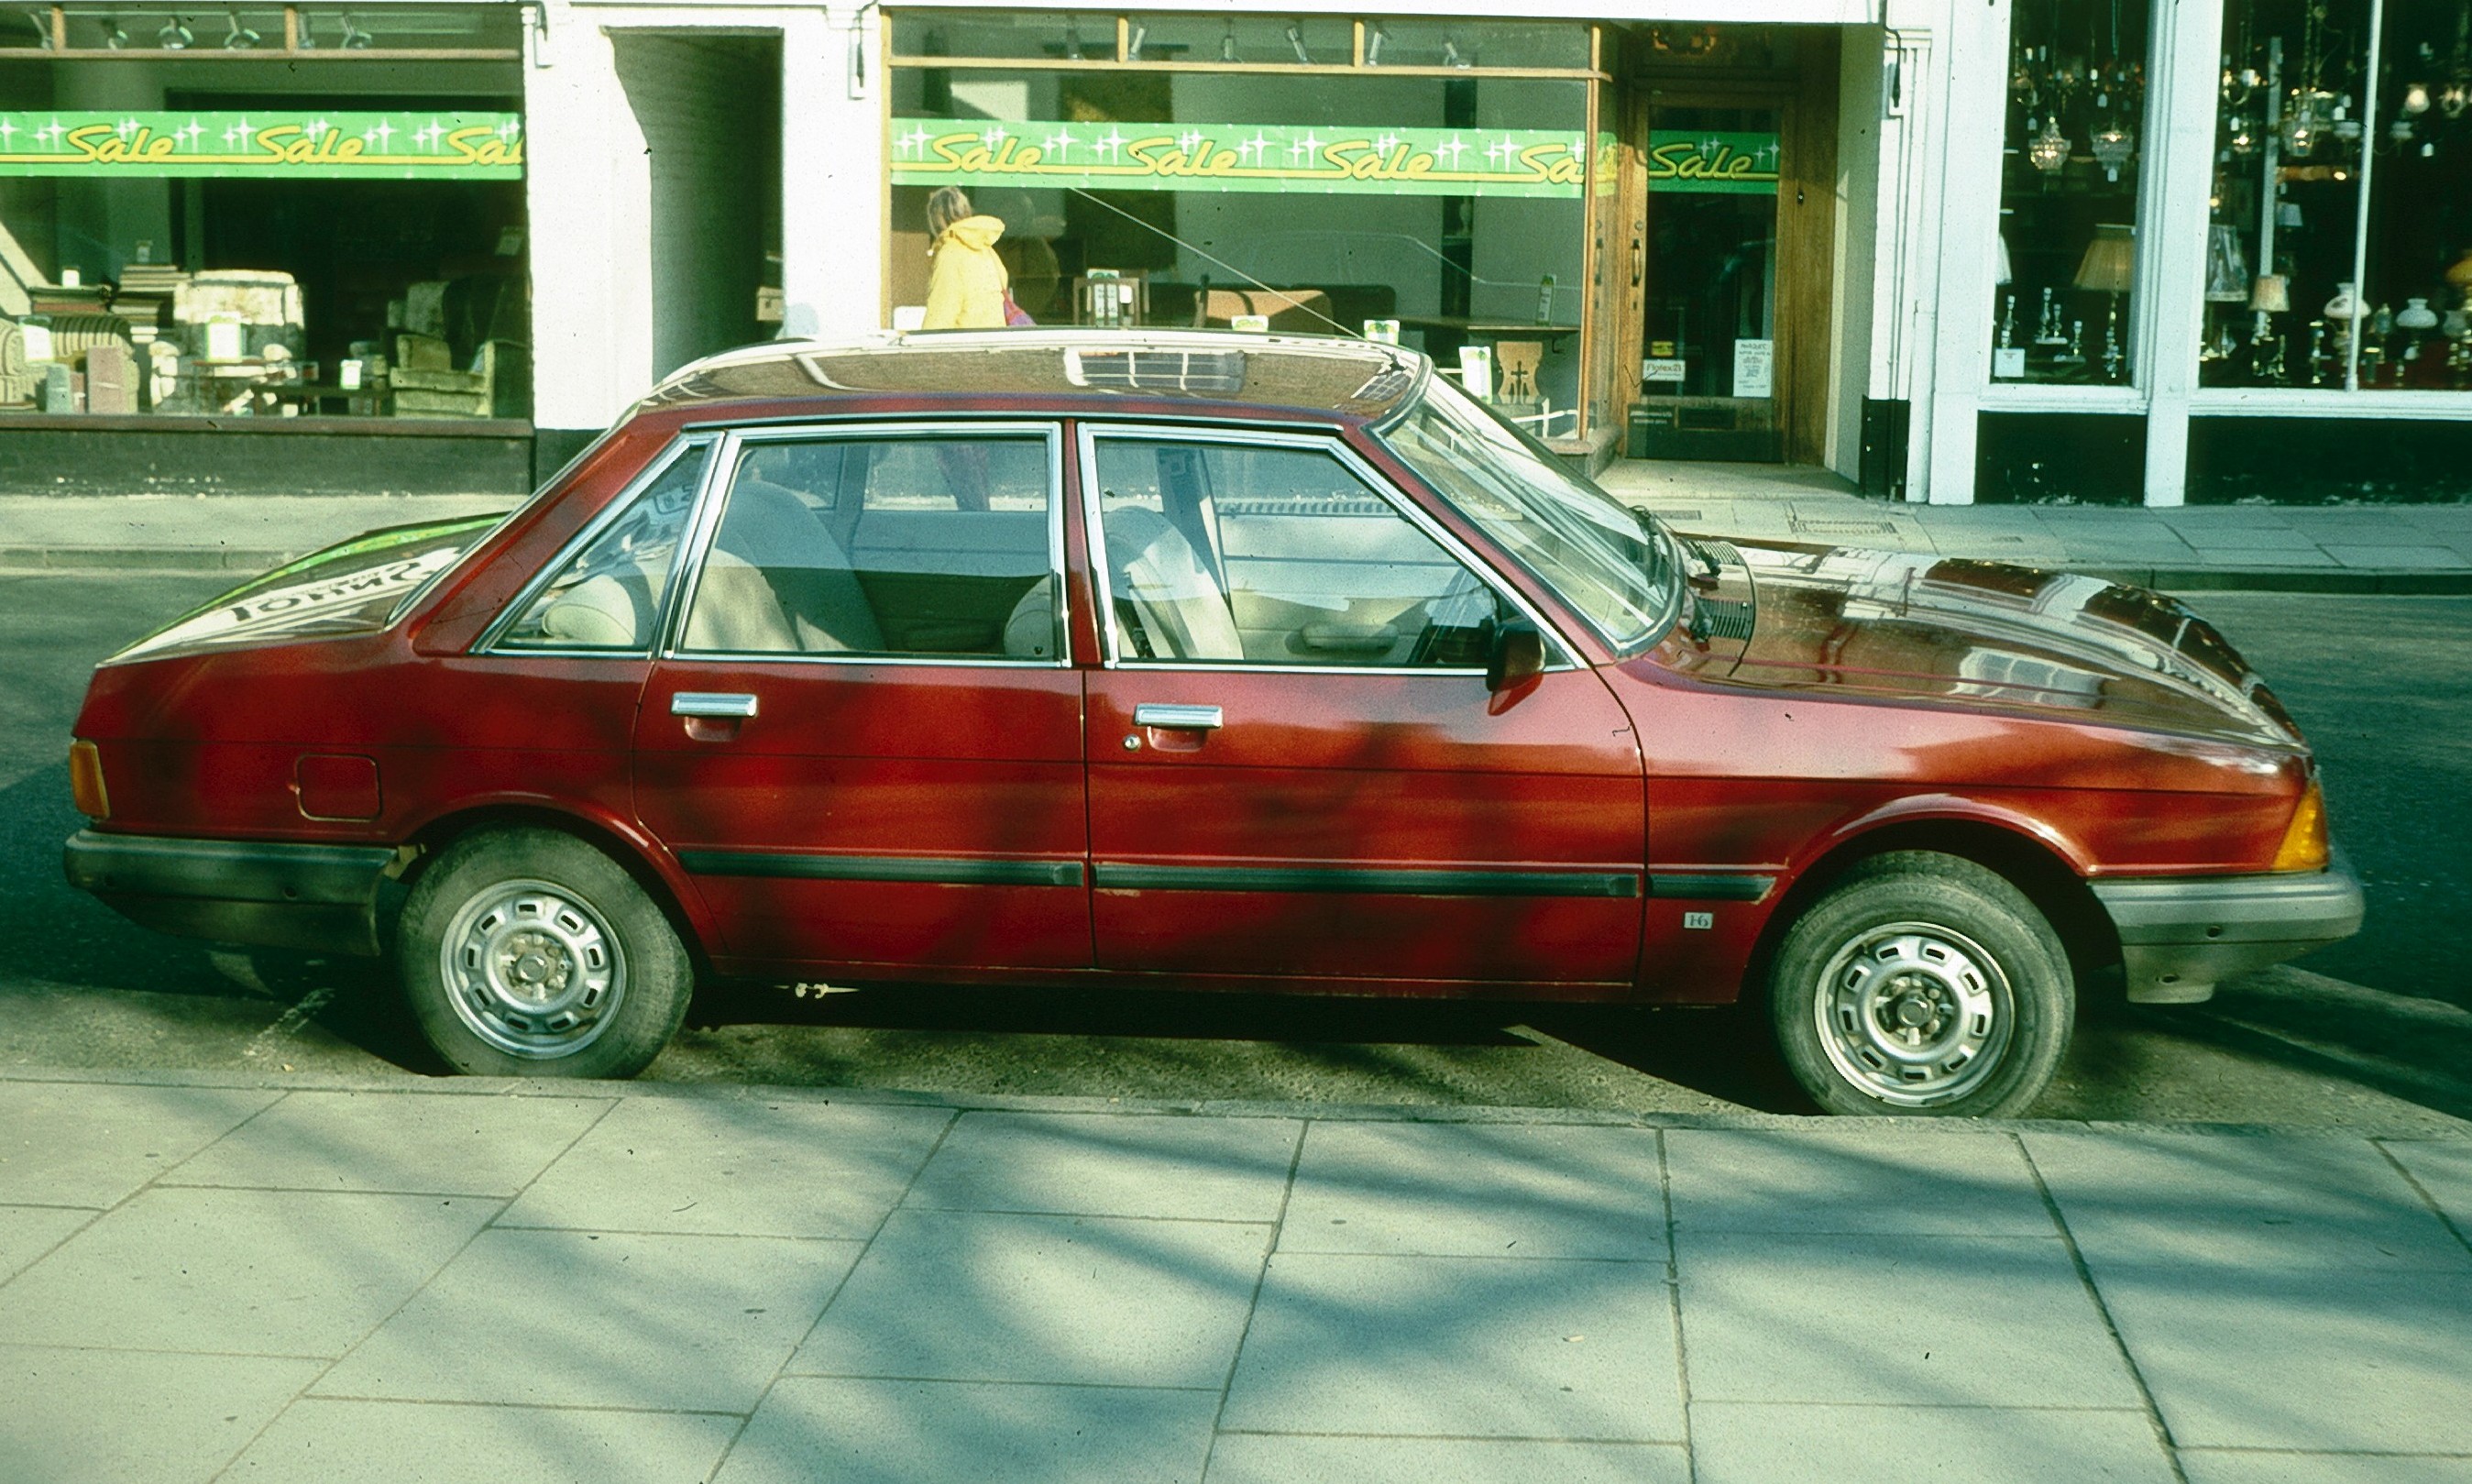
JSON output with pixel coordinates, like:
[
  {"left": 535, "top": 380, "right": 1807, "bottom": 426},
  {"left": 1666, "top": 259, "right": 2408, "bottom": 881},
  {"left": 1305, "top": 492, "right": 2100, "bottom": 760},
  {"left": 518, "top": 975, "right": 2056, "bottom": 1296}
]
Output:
[{"left": 1485, "top": 619, "right": 1546, "bottom": 694}]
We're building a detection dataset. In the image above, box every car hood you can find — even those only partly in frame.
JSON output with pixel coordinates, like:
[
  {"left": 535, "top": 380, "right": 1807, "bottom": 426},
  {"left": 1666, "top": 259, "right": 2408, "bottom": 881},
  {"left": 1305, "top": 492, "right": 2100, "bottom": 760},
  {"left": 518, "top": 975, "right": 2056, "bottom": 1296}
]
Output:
[
  {"left": 107, "top": 516, "right": 503, "bottom": 665},
  {"left": 1679, "top": 538, "right": 2302, "bottom": 748}
]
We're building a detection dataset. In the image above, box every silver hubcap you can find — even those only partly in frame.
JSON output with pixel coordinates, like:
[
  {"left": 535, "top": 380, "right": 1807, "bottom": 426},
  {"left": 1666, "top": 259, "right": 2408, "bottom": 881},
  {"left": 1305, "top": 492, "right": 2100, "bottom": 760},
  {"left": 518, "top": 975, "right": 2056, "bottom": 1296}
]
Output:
[
  {"left": 440, "top": 879, "right": 625, "bottom": 1059},
  {"left": 1813, "top": 921, "right": 2014, "bottom": 1107}
]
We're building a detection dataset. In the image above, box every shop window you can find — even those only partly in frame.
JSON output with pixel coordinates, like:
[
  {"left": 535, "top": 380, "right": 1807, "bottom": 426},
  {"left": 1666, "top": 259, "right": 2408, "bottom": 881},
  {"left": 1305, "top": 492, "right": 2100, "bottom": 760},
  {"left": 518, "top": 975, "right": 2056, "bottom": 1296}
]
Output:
[
  {"left": 0, "top": 5, "right": 528, "bottom": 423},
  {"left": 1354, "top": 19, "right": 1591, "bottom": 71},
  {"left": 9, "top": 5, "right": 522, "bottom": 54},
  {"left": 2203, "top": 0, "right": 2472, "bottom": 390},
  {"left": 1993, "top": 0, "right": 2153, "bottom": 386},
  {"left": 891, "top": 11, "right": 1116, "bottom": 62},
  {"left": 887, "top": 53, "right": 1593, "bottom": 424},
  {"left": 1122, "top": 15, "right": 1354, "bottom": 66}
]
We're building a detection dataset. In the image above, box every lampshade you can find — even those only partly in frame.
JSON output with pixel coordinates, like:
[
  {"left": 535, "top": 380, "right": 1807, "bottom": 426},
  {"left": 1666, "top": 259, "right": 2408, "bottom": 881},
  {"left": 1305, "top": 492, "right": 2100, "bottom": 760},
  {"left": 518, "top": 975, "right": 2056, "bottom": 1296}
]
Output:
[
  {"left": 2445, "top": 247, "right": 2472, "bottom": 288},
  {"left": 1996, "top": 233, "right": 2014, "bottom": 286},
  {"left": 2072, "top": 224, "right": 2137, "bottom": 294},
  {"left": 2248, "top": 273, "right": 2291, "bottom": 313}
]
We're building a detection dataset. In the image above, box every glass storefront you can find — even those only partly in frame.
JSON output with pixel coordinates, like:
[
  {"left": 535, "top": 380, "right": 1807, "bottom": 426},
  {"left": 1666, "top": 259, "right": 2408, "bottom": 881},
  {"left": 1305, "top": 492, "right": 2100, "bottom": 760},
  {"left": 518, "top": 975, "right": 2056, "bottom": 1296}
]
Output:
[
  {"left": 885, "top": 13, "right": 1604, "bottom": 442},
  {"left": 1993, "top": 0, "right": 2154, "bottom": 387},
  {"left": 2203, "top": 0, "right": 2472, "bottom": 390},
  {"left": 0, "top": 4, "right": 529, "bottom": 422}
]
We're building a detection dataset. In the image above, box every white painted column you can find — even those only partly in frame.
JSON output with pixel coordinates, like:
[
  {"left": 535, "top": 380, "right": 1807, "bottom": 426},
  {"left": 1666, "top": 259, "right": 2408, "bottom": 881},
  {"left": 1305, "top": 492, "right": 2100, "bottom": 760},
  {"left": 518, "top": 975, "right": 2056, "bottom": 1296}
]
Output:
[
  {"left": 524, "top": 1, "right": 652, "bottom": 433},
  {"left": 1917, "top": 0, "right": 2015, "bottom": 504},
  {"left": 1827, "top": 24, "right": 1886, "bottom": 481},
  {"left": 1863, "top": 21, "right": 1940, "bottom": 500},
  {"left": 780, "top": 5, "right": 884, "bottom": 338},
  {"left": 2137, "top": 0, "right": 2227, "bottom": 507}
]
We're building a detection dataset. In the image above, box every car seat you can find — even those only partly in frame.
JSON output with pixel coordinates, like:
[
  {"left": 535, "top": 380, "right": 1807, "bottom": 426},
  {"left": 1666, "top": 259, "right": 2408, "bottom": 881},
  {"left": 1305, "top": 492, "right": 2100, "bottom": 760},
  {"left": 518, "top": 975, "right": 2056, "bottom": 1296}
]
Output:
[{"left": 1104, "top": 506, "right": 1243, "bottom": 661}]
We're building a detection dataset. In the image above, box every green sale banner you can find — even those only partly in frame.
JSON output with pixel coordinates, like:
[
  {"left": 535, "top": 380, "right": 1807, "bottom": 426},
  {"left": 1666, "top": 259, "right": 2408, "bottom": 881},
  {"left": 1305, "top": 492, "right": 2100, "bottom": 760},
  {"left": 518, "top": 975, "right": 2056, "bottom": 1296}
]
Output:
[
  {"left": 891, "top": 118, "right": 1610, "bottom": 198},
  {"left": 1644, "top": 131, "right": 1781, "bottom": 195},
  {"left": 0, "top": 111, "right": 524, "bottom": 178}
]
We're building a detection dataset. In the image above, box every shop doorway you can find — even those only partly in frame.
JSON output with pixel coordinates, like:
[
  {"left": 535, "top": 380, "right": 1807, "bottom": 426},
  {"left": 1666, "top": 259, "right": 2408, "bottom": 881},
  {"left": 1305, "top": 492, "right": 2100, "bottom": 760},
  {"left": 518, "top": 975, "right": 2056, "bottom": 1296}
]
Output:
[
  {"left": 1634, "top": 98, "right": 1783, "bottom": 460},
  {"left": 1616, "top": 62, "right": 1837, "bottom": 466},
  {"left": 612, "top": 32, "right": 783, "bottom": 380}
]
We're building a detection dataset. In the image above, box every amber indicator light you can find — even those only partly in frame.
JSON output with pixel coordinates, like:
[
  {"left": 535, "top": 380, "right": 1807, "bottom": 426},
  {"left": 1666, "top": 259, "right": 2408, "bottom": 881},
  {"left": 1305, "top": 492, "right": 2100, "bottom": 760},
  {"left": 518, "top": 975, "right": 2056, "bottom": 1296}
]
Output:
[
  {"left": 68, "top": 740, "right": 110, "bottom": 820},
  {"left": 2271, "top": 779, "right": 2329, "bottom": 873}
]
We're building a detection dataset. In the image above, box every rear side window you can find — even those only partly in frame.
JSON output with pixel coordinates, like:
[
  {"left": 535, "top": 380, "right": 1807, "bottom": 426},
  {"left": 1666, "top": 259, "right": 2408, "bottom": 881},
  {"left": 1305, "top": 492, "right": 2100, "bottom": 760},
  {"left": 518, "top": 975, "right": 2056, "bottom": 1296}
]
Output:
[
  {"left": 678, "top": 433, "right": 1060, "bottom": 660},
  {"left": 497, "top": 442, "right": 711, "bottom": 652}
]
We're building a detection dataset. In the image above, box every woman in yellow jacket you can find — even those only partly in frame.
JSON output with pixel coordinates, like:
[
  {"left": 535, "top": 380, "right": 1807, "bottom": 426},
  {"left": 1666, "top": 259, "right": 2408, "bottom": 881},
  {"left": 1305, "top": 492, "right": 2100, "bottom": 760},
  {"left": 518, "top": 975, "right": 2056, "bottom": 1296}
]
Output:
[{"left": 921, "top": 187, "right": 1016, "bottom": 330}]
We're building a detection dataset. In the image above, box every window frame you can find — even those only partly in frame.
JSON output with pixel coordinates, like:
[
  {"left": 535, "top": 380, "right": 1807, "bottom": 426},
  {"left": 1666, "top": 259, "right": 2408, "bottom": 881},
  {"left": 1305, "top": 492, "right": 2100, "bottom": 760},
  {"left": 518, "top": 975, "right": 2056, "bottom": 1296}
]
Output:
[
  {"left": 659, "top": 419, "right": 1073, "bottom": 670},
  {"left": 1074, "top": 420, "right": 1576, "bottom": 676}
]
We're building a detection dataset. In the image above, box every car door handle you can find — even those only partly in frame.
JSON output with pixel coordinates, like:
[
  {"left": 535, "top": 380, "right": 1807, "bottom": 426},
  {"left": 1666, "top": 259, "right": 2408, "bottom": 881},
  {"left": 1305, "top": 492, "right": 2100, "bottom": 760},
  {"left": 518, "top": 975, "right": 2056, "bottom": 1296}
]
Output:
[
  {"left": 1133, "top": 703, "right": 1223, "bottom": 731},
  {"left": 672, "top": 692, "right": 759, "bottom": 719}
]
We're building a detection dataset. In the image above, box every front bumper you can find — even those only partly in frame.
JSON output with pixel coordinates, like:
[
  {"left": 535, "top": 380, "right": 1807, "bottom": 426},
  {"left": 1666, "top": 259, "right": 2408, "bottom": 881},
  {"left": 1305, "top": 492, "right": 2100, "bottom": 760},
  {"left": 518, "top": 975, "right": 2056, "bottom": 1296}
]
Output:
[
  {"left": 64, "top": 830, "right": 397, "bottom": 957},
  {"left": 2092, "top": 858, "right": 2365, "bottom": 1004}
]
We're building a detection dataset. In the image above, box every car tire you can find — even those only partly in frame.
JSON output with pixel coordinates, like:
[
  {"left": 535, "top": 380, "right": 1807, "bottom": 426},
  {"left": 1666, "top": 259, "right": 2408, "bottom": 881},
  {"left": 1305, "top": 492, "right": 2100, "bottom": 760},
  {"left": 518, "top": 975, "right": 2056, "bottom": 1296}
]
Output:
[
  {"left": 1766, "top": 852, "right": 2072, "bottom": 1117},
  {"left": 397, "top": 828, "right": 692, "bottom": 1079}
]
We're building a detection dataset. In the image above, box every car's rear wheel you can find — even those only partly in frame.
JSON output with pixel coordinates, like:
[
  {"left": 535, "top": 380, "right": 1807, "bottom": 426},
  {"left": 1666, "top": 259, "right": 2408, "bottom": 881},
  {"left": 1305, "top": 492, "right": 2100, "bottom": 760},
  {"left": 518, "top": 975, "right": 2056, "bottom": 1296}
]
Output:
[
  {"left": 398, "top": 828, "right": 691, "bottom": 1079},
  {"left": 1766, "top": 852, "right": 2072, "bottom": 1117}
]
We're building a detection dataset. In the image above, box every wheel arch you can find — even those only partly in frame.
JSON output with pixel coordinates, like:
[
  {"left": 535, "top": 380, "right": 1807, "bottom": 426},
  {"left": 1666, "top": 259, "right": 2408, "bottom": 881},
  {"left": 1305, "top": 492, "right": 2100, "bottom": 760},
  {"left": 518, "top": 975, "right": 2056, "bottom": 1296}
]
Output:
[
  {"left": 1749, "top": 812, "right": 2123, "bottom": 1005},
  {"left": 393, "top": 802, "right": 718, "bottom": 973}
]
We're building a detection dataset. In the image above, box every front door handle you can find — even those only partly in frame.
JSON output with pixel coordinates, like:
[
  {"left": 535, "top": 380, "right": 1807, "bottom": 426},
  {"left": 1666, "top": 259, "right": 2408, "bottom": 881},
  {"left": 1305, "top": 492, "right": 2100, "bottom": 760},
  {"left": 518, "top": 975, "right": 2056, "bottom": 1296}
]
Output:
[
  {"left": 672, "top": 692, "right": 759, "bottom": 719},
  {"left": 1133, "top": 703, "right": 1223, "bottom": 730}
]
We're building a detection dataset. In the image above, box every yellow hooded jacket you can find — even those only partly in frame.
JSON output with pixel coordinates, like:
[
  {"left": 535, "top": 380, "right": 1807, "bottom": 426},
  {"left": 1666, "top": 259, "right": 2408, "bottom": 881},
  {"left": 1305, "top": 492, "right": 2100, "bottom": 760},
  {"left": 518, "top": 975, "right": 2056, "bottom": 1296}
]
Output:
[{"left": 922, "top": 214, "right": 1012, "bottom": 330}]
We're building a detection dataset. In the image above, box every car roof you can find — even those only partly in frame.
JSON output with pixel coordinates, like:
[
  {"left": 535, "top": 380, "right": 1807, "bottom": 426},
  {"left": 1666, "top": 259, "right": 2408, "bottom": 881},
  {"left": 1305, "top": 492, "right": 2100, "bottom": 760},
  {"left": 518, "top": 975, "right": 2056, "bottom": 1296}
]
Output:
[{"left": 632, "top": 328, "right": 1430, "bottom": 425}]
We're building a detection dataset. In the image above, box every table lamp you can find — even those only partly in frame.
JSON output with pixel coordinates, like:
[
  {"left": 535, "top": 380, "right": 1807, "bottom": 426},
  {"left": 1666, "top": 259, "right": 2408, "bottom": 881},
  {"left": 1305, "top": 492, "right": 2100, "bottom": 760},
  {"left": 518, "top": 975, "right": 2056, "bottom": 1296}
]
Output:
[
  {"left": 2073, "top": 225, "right": 2136, "bottom": 380},
  {"left": 2248, "top": 273, "right": 2291, "bottom": 382}
]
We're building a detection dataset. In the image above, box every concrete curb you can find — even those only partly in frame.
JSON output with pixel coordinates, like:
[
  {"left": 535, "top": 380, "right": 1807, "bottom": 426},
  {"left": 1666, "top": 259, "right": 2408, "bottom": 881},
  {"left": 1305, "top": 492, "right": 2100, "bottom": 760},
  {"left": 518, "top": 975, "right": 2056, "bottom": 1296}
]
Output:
[
  {"left": 2081, "top": 565, "right": 2472, "bottom": 595},
  {"left": 6, "top": 1063, "right": 2465, "bottom": 1141},
  {"left": 0, "top": 545, "right": 297, "bottom": 574}
]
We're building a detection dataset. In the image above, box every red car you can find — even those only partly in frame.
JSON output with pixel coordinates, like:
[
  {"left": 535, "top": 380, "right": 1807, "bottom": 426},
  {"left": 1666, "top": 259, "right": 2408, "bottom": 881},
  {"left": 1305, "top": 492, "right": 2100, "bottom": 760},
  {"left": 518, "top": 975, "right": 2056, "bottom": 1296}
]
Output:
[{"left": 64, "top": 331, "right": 2360, "bottom": 1115}]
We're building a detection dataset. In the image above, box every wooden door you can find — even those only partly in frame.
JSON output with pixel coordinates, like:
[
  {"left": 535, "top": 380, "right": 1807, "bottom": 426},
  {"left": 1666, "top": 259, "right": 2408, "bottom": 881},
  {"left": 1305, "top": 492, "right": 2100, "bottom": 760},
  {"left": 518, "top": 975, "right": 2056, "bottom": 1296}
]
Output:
[{"left": 1619, "top": 60, "right": 1838, "bottom": 466}]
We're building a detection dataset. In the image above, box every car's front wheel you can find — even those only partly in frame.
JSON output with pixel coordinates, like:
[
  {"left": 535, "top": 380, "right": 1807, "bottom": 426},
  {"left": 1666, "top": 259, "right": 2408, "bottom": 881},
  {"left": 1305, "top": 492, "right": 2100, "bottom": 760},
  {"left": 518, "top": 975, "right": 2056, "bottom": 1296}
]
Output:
[
  {"left": 398, "top": 828, "right": 692, "bottom": 1078},
  {"left": 1766, "top": 852, "right": 2073, "bottom": 1117}
]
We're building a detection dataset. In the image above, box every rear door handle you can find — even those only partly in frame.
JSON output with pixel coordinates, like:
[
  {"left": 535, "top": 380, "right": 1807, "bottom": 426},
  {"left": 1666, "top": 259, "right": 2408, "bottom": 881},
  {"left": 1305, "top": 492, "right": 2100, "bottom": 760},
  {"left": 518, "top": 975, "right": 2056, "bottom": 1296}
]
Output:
[
  {"left": 672, "top": 692, "right": 759, "bottom": 719},
  {"left": 1133, "top": 703, "right": 1223, "bottom": 730}
]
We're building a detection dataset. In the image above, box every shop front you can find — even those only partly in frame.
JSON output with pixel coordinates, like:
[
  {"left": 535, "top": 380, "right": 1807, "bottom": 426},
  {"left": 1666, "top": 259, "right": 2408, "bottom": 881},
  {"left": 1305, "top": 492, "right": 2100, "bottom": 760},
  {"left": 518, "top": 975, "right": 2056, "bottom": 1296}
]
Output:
[
  {"left": 0, "top": 3, "right": 536, "bottom": 493},
  {"left": 878, "top": 11, "right": 1868, "bottom": 476},
  {"left": 1949, "top": 0, "right": 2472, "bottom": 503}
]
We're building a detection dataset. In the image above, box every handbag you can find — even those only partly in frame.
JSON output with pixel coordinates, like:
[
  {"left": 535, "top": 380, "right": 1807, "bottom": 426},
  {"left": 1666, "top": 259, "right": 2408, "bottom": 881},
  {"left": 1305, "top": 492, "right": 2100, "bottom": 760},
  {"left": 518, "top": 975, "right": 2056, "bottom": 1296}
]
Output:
[{"left": 1002, "top": 291, "right": 1036, "bottom": 328}]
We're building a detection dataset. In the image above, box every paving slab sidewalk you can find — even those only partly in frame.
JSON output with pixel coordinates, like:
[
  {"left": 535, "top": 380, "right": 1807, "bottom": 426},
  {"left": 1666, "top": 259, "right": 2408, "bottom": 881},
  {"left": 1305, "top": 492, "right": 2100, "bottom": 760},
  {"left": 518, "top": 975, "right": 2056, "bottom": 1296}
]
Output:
[
  {"left": 1591, "top": 464, "right": 2472, "bottom": 594},
  {"left": 2, "top": 1069, "right": 2467, "bottom": 1484}
]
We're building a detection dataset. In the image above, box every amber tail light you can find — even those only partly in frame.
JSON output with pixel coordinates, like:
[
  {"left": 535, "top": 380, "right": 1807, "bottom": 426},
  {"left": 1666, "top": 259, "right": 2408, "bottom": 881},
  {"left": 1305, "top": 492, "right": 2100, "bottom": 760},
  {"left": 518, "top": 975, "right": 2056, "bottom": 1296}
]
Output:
[
  {"left": 2271, "top": 779, "right": 2329, "bottom": 873},
  {"left": 68, "top": 741, "right": 110, "bottom": 820}
]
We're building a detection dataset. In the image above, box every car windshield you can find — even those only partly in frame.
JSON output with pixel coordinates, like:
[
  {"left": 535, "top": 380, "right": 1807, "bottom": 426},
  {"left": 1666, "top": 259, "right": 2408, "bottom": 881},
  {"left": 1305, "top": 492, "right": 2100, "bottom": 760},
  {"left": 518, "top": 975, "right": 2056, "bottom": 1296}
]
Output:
[{"left": 1379, "top": 379, "right": 1683, "bottom": 655}]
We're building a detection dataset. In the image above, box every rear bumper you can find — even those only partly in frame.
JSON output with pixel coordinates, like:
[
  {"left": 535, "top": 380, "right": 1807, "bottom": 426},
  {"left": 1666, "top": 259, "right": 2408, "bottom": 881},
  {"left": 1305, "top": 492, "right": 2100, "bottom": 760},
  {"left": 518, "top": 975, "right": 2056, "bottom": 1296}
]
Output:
[
  {"left": 64, "top": 830, "right": 397, "bottom": 957},
  {"left": 2092, "top": 857, "right": 2365, "bottom": 1004}
]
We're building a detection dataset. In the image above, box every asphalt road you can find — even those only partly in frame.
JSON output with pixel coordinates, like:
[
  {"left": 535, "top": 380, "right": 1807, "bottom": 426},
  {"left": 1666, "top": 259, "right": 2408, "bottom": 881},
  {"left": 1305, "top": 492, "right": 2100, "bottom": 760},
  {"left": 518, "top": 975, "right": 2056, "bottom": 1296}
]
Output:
[{"left": 5, "top": 573, "right": 2467, "bottom": 1132}]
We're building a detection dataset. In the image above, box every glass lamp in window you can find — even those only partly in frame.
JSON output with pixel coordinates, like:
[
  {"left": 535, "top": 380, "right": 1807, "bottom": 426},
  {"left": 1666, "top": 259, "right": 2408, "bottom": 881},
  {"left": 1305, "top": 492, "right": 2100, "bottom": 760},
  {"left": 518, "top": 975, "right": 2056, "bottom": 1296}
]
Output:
[
  {"left": 2089, "top": 120, "right": 2136, "bottom": 181},
  {"left": 2204, "top": 225, "right": 2252, "bottom": 302},
  {"left": 2027, "top": 117, "right": 2072, "bottom": 173},
  {"left": 2073, "top": 225, "right": 2137, "bottom": 382}
]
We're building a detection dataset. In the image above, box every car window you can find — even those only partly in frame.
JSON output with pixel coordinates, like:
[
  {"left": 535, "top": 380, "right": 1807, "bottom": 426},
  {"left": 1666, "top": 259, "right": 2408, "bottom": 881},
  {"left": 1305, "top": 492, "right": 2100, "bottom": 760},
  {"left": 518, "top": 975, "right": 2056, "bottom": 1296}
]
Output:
[
  {"left": 1091, "top": 435, "right": 1510, "bottom": 669},
  {"left": 1381, "top": 383, "right": 1681, "bottom": 654},
  {"left": 496, "top": 441, "right": 710, "bottom": 652},
  {"left": 678, "top": 433, "right": 1059, "bottom": 660}
]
